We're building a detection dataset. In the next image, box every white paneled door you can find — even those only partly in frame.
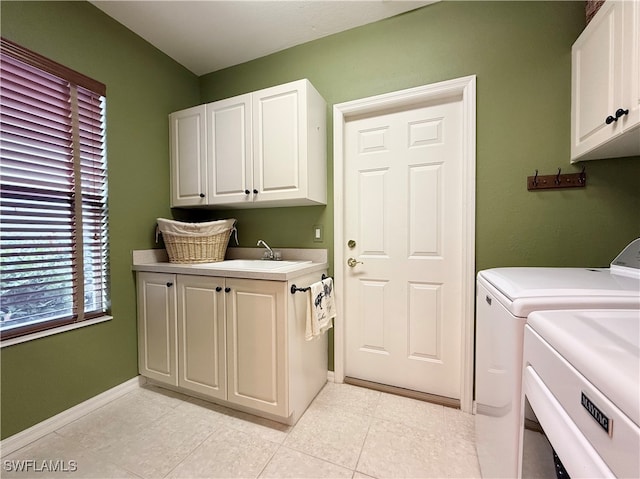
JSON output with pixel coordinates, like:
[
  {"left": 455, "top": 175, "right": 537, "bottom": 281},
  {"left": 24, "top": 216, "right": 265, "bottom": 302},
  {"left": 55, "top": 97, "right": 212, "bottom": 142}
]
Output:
[{"left": 344, "top": 98, "right": 464, "bottom": 399}]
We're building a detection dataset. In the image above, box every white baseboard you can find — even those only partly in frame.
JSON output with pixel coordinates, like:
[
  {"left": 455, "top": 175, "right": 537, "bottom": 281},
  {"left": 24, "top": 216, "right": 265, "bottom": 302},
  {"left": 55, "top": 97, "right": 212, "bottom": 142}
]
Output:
[
  {"left": 1, "top": 376, "right": 145, "bottom": 456},
  {"left": 327, "top": 370, "right": 335, "bottom": 382}
]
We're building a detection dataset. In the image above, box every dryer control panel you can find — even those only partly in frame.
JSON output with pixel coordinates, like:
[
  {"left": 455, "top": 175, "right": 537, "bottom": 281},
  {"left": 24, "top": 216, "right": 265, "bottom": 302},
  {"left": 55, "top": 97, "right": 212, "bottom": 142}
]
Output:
[{"left": 610, "top": 238, "right": 640, "bottom": 278}]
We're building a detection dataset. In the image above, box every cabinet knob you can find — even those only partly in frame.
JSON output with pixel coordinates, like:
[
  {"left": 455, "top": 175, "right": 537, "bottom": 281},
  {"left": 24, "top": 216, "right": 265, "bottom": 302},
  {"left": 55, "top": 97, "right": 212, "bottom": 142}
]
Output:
[
  {"left": 615, "top": 108, "right": 629, "bottom": 119},
  {"left": 199, "top": 193, "right": 205, "bottom": 198},
  {"left": 216, "top": 286, "right": 222, "bottom": 292},
  {"left": 166, "top": 282, "right": 173, "bottom": 287},
  {"left": 225, "top": 287, "right": 231, "bottom": 293},
  {"left": 253, "top": 189, "right": 258, "bottom": 194},
  {"left": 245, "top": 189, "right": 250, "bottom": 195},
  {"left": 605, "top": 115, "right": 617, "bottom": 125}
]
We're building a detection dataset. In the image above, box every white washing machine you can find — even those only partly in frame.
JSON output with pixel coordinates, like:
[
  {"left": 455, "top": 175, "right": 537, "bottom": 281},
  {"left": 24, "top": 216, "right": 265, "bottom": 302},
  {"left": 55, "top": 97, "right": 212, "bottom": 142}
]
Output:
[
  {"left": 474, "top": 238, "right": 640, "bottom": 479},
  {"left": 520, "top": 309, "right": 640, "bottom": 478}
]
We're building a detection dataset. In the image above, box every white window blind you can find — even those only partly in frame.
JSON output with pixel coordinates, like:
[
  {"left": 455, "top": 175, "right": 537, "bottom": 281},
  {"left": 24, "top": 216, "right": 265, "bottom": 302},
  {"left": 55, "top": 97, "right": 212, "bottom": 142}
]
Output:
[{"left": 0, "top": 38, "right": 109, "bottom": 340}]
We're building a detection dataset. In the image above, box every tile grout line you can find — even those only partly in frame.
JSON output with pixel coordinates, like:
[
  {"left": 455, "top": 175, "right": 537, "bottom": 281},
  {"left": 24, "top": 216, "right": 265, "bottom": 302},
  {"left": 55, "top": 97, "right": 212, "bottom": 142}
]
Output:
[
  {"left": 352, "top": 389, "right": 383, "bottom": 477},
  {"left": 254, "top": 413, "right": 292, "bottom": 479},
  {"left": 255, "top": 442, "right": 284, "bottom": 479},
  {"left": 50, "top": 430, "right": 144, "bottom": 479},
  {"left": 161, "top": 425, "right": 221, "bottom": 479}
]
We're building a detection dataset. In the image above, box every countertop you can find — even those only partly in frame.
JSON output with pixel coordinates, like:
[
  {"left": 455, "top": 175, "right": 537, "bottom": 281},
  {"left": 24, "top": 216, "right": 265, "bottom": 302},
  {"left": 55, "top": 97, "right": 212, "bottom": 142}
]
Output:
[{"left": 132, "top": 247, "right": 328, "bottom": 281}]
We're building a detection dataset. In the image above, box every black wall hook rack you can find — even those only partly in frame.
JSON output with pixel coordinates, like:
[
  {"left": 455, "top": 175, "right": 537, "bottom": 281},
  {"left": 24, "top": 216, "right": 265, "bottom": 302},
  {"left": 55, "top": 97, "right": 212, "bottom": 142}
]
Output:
[
  {"left": 291, "top": 274, "right": 328, "bottom": 294},
  {"left": 528, "top": 167, "right": 586, "bottom": 191}
]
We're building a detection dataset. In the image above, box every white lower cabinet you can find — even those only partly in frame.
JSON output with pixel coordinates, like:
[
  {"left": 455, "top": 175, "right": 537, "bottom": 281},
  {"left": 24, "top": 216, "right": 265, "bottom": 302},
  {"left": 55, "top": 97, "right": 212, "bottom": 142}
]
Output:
[
  {"left": 177, "top": 274, "right": 226, "bottom": 400},
  {"left": 225, "top": 278, "right": 287, "bottom": 416},
  {"left": 137, "top": 272, "right": 178, "bottom": 386},
  {"left": 136, "top": 271, "right": 326, "bottom": 424}
]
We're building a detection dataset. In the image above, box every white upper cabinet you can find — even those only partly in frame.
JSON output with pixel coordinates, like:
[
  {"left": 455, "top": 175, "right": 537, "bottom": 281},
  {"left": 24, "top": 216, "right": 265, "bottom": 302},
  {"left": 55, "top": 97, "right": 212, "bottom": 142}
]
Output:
[
  {"left": 571, "top": 0, "right": 640, "bottom": 162},
  {"left": 207, "top": 94, "right": 252, "bottom": 205},
  {"left": 170, "top": 79, "right": 327, "bottom": 208},
  {"left": 169, "top": 105, "right": 208, "bottom": 206},
  {"left": 250, "top": 81, "right": 326, "bottom": 206}
]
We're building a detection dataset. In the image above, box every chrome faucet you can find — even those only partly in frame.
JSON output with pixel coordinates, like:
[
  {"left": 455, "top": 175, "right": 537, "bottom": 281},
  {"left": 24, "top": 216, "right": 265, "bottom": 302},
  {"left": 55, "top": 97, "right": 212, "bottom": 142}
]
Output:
[{"left": 257, "top": 239, "right": 274, "bottom": 260}]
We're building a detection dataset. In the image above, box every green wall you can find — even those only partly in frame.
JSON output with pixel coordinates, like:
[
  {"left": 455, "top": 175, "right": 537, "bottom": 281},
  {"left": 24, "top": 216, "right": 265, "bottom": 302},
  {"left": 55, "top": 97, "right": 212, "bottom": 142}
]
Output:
[
  {"left": 2, "top": 0, "right": 640, "bottom": 439},
  {"left": 0, "top": 1, "right": 199, "bottom": 439},
  {"left": 196, "top": 1, "right": 640, "bottom": 271}
]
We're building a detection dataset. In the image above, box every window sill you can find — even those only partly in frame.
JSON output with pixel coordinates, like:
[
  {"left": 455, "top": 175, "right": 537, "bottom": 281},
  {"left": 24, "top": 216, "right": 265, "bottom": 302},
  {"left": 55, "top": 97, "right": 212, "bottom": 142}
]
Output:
[{"left": 0, "top": 315, "right": 113, "bottom": 348}]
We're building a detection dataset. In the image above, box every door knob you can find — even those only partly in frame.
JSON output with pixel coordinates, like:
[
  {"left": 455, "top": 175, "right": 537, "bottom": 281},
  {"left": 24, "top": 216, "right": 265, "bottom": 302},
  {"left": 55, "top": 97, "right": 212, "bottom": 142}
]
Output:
[{"left": 347, "top": 258, "right": 363, "bottom": 268}]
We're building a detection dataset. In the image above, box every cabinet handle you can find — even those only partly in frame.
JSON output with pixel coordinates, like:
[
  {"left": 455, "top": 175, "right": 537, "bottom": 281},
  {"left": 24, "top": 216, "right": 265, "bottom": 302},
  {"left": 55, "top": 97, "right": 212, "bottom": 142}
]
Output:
[
  {"left": 166, "top": 282, "right": 173, "bottom": 287},
  {"left": 199, "top": 193, "right": 205, "bottom": 198},
  {"left": 606, "top": 108, "right": 630, "bottom": 125},
  {"left": 615, "top": 108, "right": 629, "bottom": 119},
  {"left": 225, "top": 287, "right": 231, "bottom": 293},
  {"left": 215, "top": 286, "right": 222, "bottom": 292},
  {"left": 245, "top": 189, "right": 250, "bottom": 195},
  {"left": 253, "top": 189, "right": 258, "bottom": 194}
]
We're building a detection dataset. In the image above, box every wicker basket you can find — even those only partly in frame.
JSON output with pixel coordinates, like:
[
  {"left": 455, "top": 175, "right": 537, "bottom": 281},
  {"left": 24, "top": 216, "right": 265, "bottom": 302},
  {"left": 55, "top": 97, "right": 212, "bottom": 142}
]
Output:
[{"left": 157, "top": 218, "right": 236, "bottom": 264}]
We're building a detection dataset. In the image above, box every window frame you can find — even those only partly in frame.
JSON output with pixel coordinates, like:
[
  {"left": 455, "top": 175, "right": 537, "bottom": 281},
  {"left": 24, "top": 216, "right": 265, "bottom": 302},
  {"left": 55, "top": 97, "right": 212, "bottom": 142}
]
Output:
[{"left": 0, "top": 37, "right": 110, "bottom": 343}]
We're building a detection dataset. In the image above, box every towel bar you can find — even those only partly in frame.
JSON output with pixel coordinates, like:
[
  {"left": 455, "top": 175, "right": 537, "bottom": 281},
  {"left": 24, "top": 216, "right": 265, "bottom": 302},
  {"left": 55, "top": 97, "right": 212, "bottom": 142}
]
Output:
[{"left": 290, "top": 274, "right": 328, "bottom": 294}]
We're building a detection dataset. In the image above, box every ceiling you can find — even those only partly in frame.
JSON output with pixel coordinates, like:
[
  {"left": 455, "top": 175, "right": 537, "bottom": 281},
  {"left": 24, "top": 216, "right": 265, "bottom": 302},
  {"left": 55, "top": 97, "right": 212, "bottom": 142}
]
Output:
[{"left": 90, "top": 1, "right": 436, "bottom": 76}]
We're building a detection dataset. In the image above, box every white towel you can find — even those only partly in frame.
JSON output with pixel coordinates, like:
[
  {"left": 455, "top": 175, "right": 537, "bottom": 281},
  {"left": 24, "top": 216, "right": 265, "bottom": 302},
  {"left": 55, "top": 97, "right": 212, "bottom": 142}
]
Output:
[{"left": 305, "top": 277, "right": 336, "bottom": 341}]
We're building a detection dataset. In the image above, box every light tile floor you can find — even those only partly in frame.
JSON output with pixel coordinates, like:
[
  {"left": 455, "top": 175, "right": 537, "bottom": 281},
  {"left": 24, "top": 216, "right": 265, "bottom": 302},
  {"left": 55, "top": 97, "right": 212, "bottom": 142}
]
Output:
[{"left": 2, "top": 382, "right": 481, "bottom": 479}]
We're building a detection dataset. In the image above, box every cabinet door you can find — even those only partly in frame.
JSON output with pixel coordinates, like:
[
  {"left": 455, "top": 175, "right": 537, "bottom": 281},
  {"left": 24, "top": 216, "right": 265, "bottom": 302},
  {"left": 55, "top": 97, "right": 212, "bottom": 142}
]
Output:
[
  {"left": 137, "top": 272, "right": 178, "bottom": 386},
  {"left": 621, "top": 0, "right": 640, "bottom": 129},
  {"left": 252, "top": 81, "right": 306, "bottom": 203},
  {"left": 571, "top": 1, "right": 625, "bottom": 160},
  {"left": 225, "top": 278, "right": 288, "bottom": 417},
  {"left": 176, "top": 275, "right": 226, "bottom": 400},
  {"left": 169, "top": 105, "right": 207, "bottom": 207},
  {"left": 207, "top": 95, "right": 253, "bottom": 206}
]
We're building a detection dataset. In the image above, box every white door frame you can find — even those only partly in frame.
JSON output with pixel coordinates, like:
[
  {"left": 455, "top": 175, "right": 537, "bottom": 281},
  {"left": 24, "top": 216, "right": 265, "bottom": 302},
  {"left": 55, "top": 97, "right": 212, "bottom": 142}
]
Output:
[{"left": 333, "top": 75, "right": 476, "bottom": 413}]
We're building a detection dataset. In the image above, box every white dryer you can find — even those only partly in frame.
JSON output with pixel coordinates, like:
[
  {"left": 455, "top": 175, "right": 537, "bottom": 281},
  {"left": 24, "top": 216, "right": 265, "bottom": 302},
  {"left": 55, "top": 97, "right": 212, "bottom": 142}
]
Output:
[
  {"left": 520, "top": 309, "right": 640, "bottom": 478},
  {"left": 474, "top": 238, "right": 640, "bottom": 479}
]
